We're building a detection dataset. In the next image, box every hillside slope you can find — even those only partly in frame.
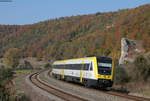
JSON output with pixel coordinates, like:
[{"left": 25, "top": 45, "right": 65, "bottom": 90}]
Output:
[{"left": 0, "top": 4, "right": 150, "bottom": 60}]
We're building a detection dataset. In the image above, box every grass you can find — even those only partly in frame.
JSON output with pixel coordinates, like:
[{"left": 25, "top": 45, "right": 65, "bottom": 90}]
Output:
[
  {"left": 115, "top": 81, "right": 150, "bottom": 98},
  {"left": 13, "top": 69, "right": 41, "bottom": 101},
  {"left": 143, "top": 90, "right": 150, "bottom": 97},
  {"left": 13, "top": 57, "right": 47, "bottom": 90},
  {"left": 14, "top": 69, "right": 34, "bottom": 76},
  {"left": 14, "top": 69, "right": 39, "bottom": 91},
  {"left": 134, "top": 84, "right": 150, "bottom": 97}
]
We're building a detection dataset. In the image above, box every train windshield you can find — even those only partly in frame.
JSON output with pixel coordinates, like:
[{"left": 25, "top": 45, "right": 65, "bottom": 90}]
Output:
[{"left": 97, "top": 57, "right": 112, "bottom": 75}]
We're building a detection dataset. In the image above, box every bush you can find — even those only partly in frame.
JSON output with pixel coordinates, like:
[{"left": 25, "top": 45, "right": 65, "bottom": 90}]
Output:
[
  {"left": 0, "top": 68, "right": 14, "bottom": 101},
  {"left": 15, "top": 92, "right": 30, "bottom": 101},
  {"left": 4, "top": 48, "right": 21, "bottom": 68},
  {"left": 17, "top": 60, "right": 33, "bottom": 70},
  {"left": 18, "top": 94, "right": 30, "bottom": 101},
  {"left": 96, "top": 12, "right": 102, "bottom": 16},
  {"left": 0, "top": 64, "right": 5, "bottom": 68},
  {"left": 0, "top": 68, "right": 30, "bottom": 101},
  {"left": 44, "top": 63, "right": 51, "bottom": 69},
  {"left": 0, "top": 68, "right": 13, "bottom": 82},
  {"left": 114, "top": 66, "right": 129, "bottom": 85},
  {"left": 130, "top": 55, "right": 150, "bottom": 81},
  {"left": 36, "top": 57, "right": 42, "bottom": 61}
]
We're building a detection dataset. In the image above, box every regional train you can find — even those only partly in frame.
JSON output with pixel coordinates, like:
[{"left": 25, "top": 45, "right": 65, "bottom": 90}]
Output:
[{"left": 52, "top": 56, "right": 115, "bottom": 88}]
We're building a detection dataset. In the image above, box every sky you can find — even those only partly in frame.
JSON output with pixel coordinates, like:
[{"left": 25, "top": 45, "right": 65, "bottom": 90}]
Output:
[{"left": 0, "top": 0, "right": 150, "bottom": 25}]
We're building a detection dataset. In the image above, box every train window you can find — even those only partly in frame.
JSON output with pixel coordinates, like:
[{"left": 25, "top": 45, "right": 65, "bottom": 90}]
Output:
[
  {"left": 64, "top": 64, "right": 69, "bottom": 69},
  {"left": 70, "top": 64, "right": 74, "bottom": 69},
  {"left": 84, "top": 64, "right": 89, "bottom": 70},
  {"left": 89, "top": 63, "right": 93, "bottom": 70},
  {"left": 70, "top": 64, "right": 74, "bottom": 70},
  {"left": 57, "top": 65, "right": 61, "bottom": 69},
  {"left": 63, "top": 64, "right": 66, "bottom": 69},
  {"left": 77, "top": 64, "right": 82, "bottom": 70},
  {"left": 53, "top": 63, "right": 90, "bottom": 70}
]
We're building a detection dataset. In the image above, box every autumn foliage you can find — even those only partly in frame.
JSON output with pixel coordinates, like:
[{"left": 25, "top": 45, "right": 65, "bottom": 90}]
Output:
[
  {"left": 4, "top": 48, "right": 21, "bottom": 68},
  {"left": 0, "top": 4, "right": 150, "bottom": 61}
]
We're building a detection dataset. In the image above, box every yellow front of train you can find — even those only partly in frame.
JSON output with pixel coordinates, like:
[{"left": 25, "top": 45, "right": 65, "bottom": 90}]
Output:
[{"left": 94, "top": 57, "right": 115, "bottom": 88}]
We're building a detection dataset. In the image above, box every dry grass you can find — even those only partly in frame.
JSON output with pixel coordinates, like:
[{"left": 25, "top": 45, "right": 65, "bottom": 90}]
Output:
[
  {"left": 14, "top": 70, "right": 37, "bottom": 91},
  {"left": 21, "top": 57, "right": 48, "bottom": 69},
  {"left": 114, "top": 81, "right": 150, "bottom": 97},
  {"left": 13, "top": 57, "right": 51, "bottom": 101},
  {"left": 126, "top": 82, "right": 150, "bottom": 97},
  {"left": 14, "top": 69, "right": 52, "bottom": 101}
]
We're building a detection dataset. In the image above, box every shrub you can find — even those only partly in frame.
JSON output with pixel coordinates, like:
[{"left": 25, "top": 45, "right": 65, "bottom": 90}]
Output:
[
  {"left": 17, "top": 60, "right": 33, "bottom": 70},
  {"left": 0, "top": 68, "right": 14, "bottom": 101},
  {"left": 15, "top": 92, "right": 30, "bottom": 101},
  {"left": 130, "top": 55, "right": 150, "bottom": 81},
  {"left": 114, "top": 66, "right": 129, "bottom": 85},
  {"left": 0, "top": 67, "right": 30, "bottom": 101},
  {"left": 0, "top": 68, "right": 13, "bottom": 82},
  {"left": 18, "top": 94, "right": 30, "bottom": 101},
  {"left": 44, "top": 63, "right": 51, "bottom": 69},
  {"left": 36, "top": 57, "right": 43, "bottom": 61},
  {"left": 4, "top": 48, "right": 21, "bottom": 68},
  {"left": 96, "top": 12, "right": 102, "bottom": 16}
]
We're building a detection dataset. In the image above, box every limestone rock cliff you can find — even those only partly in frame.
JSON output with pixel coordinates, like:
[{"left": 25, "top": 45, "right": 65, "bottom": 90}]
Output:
[{"left": 119, "top": 38, "right": 145, "bottom": 64}]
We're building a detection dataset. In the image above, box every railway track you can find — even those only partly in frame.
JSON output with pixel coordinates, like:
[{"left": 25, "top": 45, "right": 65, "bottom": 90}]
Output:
[
  {"left": 105, "top": 91, "right": 150, "bottom": 101},
  {"left": 47, "top": 70, "right": 150, "bottom": 101},
  {"left": 29, "top": 72, "right": 89, "bottom": 101}
]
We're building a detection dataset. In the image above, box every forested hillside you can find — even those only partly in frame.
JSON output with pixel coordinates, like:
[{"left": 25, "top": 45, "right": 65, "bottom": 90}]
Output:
[{"left": 0, "top": 4, "right": 150, "bottom": 61}]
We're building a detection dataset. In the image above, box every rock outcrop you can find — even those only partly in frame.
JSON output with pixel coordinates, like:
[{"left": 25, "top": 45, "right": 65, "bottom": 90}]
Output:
[
  {"left": 119, "top": 38, "right": 145, "bottom": 64},
  {"left": 17, "top": 60, "right": 33, "bottom": 69}
]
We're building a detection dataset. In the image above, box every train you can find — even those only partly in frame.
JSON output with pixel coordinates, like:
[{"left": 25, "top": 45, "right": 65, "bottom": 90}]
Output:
[{"left": 51, "top": 56, "right": 115, "bottom": 88}]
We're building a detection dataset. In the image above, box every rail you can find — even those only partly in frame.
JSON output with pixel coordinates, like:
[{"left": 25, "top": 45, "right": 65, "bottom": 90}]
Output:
[{"left": 29, "top": 72, "right": 89, "bottom": 101}]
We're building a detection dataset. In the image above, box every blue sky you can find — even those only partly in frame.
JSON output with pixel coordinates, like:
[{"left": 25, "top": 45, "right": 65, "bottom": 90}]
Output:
[{"left": 0, "top": 0, "right": 150, "bottom": 25}]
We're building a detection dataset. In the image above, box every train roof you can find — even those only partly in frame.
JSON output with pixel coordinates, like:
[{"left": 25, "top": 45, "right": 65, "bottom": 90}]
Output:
[{"left": 53, "top": 56, "right": 112, "bottom": 64}]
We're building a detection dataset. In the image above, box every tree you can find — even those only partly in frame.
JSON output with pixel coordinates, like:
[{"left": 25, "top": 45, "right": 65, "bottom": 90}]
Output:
[
  {"left": 115, "top": 66, "right": 129, "bottom": 85},
  {"left": 4, "top": 48, "right": 21, "bottom": 68},
  {"left": 131, "top": 55, "right": 150, "bottom": 81},
  {"left": 0, "top": 67, "right": 30, "bottom": 101},
  {"left": 0, "top": 68, "right": 14, "bottom": 101}
]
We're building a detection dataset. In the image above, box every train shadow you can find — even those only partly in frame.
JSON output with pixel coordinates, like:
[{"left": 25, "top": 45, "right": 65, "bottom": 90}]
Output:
[
  {"left": 91, "top": 86, "right": 130, "bottom": 94},
  {"left": 110, "top": 87, "right": 130, "bottom": 94},
  {"left": 50, "top": 74, "right": 130, "bottom": 94},
  {"left": 64, "top": 80, "right": 130, "bottom": 94}
]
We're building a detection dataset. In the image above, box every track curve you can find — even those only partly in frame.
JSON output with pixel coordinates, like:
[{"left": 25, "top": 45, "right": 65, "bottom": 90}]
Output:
[{"left": 29, "top": 72, "right": 89, "bottom": 101}]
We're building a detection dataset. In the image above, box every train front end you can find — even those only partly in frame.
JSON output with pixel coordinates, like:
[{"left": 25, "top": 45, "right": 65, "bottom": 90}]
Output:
[{"left": 96, "top": 57, "right": 114, "bottom": 88}]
